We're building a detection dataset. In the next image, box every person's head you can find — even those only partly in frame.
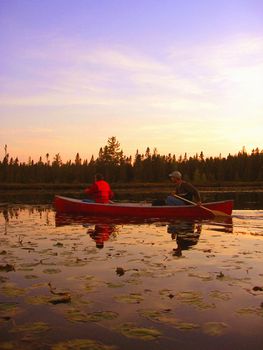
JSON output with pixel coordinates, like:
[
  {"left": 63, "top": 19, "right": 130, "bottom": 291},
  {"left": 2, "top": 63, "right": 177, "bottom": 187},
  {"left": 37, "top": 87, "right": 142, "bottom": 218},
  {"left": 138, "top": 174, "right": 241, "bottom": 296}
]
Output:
[
  {"left": 96, "top": 242, "right": 104, "bottom": 249},
  {"left": 95, "top": 173, "right": 104, "bottom": 181},
  {"left": 169, "top": 171, "right": 182, "bottom": 183}
]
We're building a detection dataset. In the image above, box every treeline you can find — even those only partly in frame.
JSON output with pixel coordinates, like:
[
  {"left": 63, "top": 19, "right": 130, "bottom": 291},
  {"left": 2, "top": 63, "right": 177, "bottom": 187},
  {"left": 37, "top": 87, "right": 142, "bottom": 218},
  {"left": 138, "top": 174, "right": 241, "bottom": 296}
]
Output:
[{"left": 1, "top": 138, "right": 263, "bottom": 184}]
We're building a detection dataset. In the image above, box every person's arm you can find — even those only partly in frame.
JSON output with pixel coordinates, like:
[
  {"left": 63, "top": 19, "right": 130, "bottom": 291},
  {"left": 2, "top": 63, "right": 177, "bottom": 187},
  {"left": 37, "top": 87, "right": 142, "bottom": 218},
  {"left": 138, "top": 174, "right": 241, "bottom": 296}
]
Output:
[
  {"left": 184, "top": 182, "right": 201, "bottom": 203},
  {"left": 84, "top": 183, "right": 98, "bottom": 196}
]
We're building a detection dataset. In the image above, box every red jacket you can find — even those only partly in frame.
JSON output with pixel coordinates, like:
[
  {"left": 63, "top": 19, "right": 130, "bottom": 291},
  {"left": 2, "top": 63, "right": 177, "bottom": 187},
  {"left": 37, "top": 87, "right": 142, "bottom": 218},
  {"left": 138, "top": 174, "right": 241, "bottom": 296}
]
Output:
[{"left": 84, "top": 180, "right": 113, "bottom": 203}]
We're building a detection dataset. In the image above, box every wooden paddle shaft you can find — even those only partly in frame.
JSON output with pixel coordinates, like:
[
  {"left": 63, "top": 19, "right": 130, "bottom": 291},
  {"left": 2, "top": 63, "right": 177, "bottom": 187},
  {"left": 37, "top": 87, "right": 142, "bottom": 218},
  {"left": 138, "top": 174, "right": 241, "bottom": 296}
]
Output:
[{"left": 172, "top": 193, "right": 229, "bottom": 217}]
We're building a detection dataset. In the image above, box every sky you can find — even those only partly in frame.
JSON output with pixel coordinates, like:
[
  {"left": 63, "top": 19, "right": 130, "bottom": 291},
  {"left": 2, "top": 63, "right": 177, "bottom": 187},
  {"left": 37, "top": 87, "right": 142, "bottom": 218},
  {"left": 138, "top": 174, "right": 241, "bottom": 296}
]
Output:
[{"left": 0, "top": 0, "right": 263, "bottom": 163}]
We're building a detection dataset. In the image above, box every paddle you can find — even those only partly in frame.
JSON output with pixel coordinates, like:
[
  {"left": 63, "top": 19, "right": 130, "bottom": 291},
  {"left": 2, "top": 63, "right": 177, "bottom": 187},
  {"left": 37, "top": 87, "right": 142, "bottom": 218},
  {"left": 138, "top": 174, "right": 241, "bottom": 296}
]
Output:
[{"left": 172, "top": 193, "right": 230, "bottom": 218}]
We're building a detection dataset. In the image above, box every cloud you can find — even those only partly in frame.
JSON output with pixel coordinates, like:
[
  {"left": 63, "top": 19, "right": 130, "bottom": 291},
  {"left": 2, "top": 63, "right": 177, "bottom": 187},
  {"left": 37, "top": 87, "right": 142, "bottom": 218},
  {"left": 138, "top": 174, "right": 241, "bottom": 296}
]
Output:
[{"left": 1, "top": 34, "right": 263, "bottom": 162}]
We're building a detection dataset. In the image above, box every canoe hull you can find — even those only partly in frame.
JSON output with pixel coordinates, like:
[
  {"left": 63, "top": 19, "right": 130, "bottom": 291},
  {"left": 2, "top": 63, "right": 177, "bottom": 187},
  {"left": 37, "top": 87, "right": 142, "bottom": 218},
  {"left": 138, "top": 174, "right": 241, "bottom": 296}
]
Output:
[{"left": 54, "top": 196, "right": 233, "bottom": 219}]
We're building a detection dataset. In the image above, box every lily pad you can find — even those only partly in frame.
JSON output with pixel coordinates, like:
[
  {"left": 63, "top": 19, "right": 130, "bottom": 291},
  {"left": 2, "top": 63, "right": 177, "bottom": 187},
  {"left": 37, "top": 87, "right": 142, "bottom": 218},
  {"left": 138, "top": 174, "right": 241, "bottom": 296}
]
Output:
[
  {"left": 66, "top": 309, "right": 90, "bottom": 323},
  {"left": 0, "top": 341, "right": 16, "bottom": 349},
  {"left": 216, "top": 273, "right": 251, "bottom": 286},
  {"left": 65, "top": 258, "right": 89, "bottom": 267},
  {"left": 188, "top": 272, "right": 213, "bottom": 281},
  {"left": 159, "top": 289, "right": 174, "bottom": 298},
  {"left": 49, "top": 294, "right": 71, "bottom": 305},
  {"left": 105, "top": 282, "right": 125, "bottom": 288},
  {"left": 202, "top": 322, "right": 228, "bottom": 336},
  {"left": 174, "top": 322, "right": 200, "bottom": 330},
  {"left": 53, "top": 242, "right": 64, "bottom": 247},
  {"left": 51, "top": 338, "right": 117, "bottom": 350},
  {"left": 10, "top": 321, "right": 51, "bottom": 334},
  {"left": 0, "top": 282, "right": 25, "bottom": 297},
  {"left": 176, "top": 291, "right": 215, "bottom": 310},
  {"left": 236, "top": 307, "right": 263, "bottom": 318},
  {"left": 0, "top": 302, "right": 21, "bottom": 320},
  {"left": 0, "top": 276, "right": 8, "bottom": 283},
  {"left": 24, "top": 274, "right": 39, "bottom": 279},
  {"left": 209, "top": 290, "right": 232, "bottom": 301},
  {"left": 114, "top": 293, "right": 144, "bottom": 304},
  {"left": 117, "top": 322, "right": 162, "bottom": 340},
  {"left": 26, "top": 295, "right": 51, "bottom": 305},
  {"left": 0, "top": 264, "right": 15, "bottom": 272},
  {"left": 85, "top": 311, "right": 119, "bottom": 322},
  {"left": 139, "top": 309, "right": 199, "bottom": 330},
  {"left": 43, "top": 268, "right": 61, "bottom": 274}
]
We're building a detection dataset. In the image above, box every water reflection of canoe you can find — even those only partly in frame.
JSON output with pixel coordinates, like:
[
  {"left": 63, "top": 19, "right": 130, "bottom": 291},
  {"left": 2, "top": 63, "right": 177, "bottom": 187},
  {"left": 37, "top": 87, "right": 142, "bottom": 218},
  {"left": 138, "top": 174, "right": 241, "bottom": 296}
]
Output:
[
  {"left": 54, "top": 195, "right": 233, "bottom": 219},
  {"left": 55, "top": 212, "right": 233, "bottom": 227}
]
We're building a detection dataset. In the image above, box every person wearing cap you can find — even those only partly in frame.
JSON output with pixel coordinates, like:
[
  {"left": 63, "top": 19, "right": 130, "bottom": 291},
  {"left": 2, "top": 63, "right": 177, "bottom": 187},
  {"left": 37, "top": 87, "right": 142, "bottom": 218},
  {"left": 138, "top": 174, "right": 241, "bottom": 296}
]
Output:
[{"left": 166, "top": 171, "right": 201, "bottom": 206}]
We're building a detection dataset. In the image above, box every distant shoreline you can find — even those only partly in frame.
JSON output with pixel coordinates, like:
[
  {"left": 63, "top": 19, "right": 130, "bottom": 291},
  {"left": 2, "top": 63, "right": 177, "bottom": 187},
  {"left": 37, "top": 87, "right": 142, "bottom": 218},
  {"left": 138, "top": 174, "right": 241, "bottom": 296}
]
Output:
[{"left": 1, "top": 182, "right": 262, "bottom": 194}]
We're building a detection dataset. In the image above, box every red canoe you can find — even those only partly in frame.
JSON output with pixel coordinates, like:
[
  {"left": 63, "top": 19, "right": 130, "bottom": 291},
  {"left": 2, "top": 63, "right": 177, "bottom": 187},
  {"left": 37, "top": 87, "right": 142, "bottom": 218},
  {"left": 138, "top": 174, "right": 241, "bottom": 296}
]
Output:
[{"left": 54, "top": 195, "right": 233, "bottom": 219}]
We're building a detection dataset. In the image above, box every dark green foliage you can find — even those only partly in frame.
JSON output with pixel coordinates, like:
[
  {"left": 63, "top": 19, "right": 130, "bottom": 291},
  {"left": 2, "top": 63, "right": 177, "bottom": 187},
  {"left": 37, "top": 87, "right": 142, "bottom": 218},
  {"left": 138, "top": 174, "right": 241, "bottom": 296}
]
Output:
[{"left": 1, "top": 140, "right": 263, "bottom": 184}]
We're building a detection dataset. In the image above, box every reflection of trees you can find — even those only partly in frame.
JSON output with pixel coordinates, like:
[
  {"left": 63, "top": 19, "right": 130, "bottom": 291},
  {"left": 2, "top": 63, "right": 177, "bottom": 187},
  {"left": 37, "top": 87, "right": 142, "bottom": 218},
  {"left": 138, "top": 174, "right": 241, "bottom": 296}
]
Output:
[
  {"left": 2, "top": 208, "right": 9, "bottom": 235},
  {"left": 167, "top": 221, "right": 202, "bottom": 257},
  {"left": 0, "top": 206, "right": 52, "bottom": 229}
]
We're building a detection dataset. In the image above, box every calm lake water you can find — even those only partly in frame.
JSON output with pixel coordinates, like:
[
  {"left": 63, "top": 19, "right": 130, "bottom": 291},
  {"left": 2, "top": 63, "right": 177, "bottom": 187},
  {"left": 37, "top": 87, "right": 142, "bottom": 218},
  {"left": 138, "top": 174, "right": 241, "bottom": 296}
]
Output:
[{"left": 0, "top": 202, "right": 263, "bottom": 349}]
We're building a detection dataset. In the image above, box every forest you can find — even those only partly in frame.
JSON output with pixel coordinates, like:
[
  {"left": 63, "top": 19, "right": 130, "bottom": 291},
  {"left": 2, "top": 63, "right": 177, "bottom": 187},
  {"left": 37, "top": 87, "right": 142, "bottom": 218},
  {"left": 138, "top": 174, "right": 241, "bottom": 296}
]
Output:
[{"left": 1, "top": 137, "right": 263, "bottom": 185}]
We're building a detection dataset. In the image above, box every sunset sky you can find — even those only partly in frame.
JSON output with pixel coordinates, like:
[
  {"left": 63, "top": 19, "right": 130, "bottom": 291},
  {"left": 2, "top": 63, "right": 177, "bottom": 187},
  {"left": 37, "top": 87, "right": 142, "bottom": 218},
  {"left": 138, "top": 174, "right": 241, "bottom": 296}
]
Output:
[{"left": 1, "top": 0, "right": 263, "bottom": 163}]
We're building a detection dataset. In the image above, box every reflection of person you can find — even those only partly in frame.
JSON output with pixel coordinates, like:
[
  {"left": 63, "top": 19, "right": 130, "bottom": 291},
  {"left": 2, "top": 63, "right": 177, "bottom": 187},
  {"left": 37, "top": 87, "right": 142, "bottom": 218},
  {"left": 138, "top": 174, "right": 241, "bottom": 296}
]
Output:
[
  {"left": 84, "top": 173, "right": 114, "bottom": 203},
  {"left": 166, "top": 171, "right": 201, "bottom": 206},
  {"left": 89, "top": 224, "right": 115, "bottom": 249},
  {"left": 167, "top": 221, "right": 202, "bottom": 257}
]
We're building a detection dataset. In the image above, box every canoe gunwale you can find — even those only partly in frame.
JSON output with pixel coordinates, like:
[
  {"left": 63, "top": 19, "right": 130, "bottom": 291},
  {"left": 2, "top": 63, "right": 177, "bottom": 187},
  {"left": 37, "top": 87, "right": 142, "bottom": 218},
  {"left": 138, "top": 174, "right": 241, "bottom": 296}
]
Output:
[{"left": 54, "top": 195, "right": 233, "bottom": 219}]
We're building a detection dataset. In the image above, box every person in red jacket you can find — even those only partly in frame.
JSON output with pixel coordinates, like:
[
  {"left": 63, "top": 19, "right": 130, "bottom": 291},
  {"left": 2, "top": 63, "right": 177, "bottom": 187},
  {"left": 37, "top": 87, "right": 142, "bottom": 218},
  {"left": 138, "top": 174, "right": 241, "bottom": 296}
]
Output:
[{"left": 84, "top": 173, "right": 113, "bottom": 203}]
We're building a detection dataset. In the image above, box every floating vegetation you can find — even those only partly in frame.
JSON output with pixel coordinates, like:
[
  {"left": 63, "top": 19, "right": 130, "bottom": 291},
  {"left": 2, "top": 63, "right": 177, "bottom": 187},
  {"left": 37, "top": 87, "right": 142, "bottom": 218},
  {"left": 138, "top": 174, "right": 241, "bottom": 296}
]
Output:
[
  {"left": 49, "top": 294, "right": 71, "bottom": 305},
  {"left": 64, "top": 308, "right": 118, "bottom": 323},
  {"left": 0, "top": 341, "right": 16, "bottom": 349},
  {"left": 85, "top": 311, "right": 118, "bottom": 322},
  {"left": 51, "top": 338, "right": 117, "bottom": 350},
  {"left": 65, "top": 308, "right": 90, "bottom": 323},
  {"left": 116, "top": 267, "right": 125, "bottom": 276},
  {"left": 0, "top": 264, "right": 15, "bottom": 272},
  {"left": 175, "top": 322, "right": 200, "bottom": 330},
  {"left": 10, "top": 321, "right": 51, "bottom": 334},
  {"left": 42, "top": 268, "right": 62, "bottom": 274},
  {"left": 252, "top": 286, "right": 263, "bottom": 291},
  {"left": 117, "top": 322, "right": 162, "bottom": 340},
  {"left": 139, "top": 309, "right": 175, "bottom": 323},
  {"left": 114, "top": 293, "right": 144, "bottom": 304},
  {"left": 0, "top": 302, "right": 21, "bottom": 322},
  {"left": 159, "top": 289, "right": 174, "bottom": 299},
  {"left": 202, "top": 322, "right": 229, "bottom": 336},
  {"left": 0, "top": 282, "right": 25, "bottom": 297},
  {"left": 188, "top": 272, "right": 213, "bottom": 281},
  {"left": 215, "top": 273, "right": 251, "bottom": 286},
  {"left": 176, "top": 291, "right": 215, "bottom": 310},
  {"left": 139, "top": 309, "right": 200, "bottom": 330},
  {"left": 53, "top": 242, "right": 64, "bottom": 248},
  {"left": 236, "top": 307, "right": 263, "bottom": 318},
  {"left": 26, "top": 295, "right": 51, "bottom": 305},
  {"left": 105, "top": 282, "right": 125, "bottom": 288},
  {"left": 24, "top": 274, "right": 39, "bottom": 279},
  {"left": 209, "top": 290, "right": 232, "bottom": 301}
]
